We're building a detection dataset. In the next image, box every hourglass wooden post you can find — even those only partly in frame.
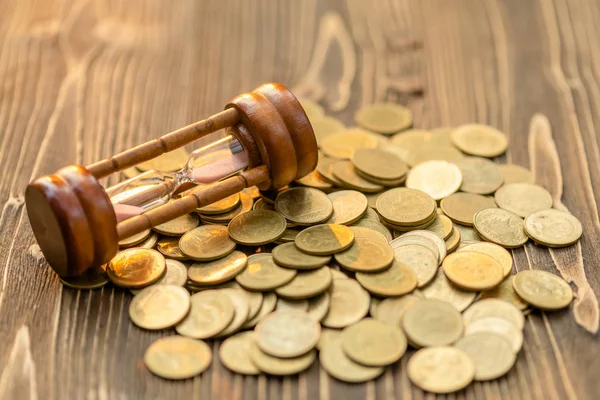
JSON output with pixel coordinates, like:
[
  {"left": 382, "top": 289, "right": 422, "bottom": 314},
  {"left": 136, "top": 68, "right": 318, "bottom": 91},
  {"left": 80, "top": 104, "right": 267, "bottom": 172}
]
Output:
[{"left": 25, "top": 83, "right": 317, "bottom": 278}]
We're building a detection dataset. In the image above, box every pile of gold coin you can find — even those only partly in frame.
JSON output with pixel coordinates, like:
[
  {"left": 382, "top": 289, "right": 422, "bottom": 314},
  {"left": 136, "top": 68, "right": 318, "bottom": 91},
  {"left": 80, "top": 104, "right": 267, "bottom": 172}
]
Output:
[{"left": 58, "top": 99, "right": 582, "bottom": 394}]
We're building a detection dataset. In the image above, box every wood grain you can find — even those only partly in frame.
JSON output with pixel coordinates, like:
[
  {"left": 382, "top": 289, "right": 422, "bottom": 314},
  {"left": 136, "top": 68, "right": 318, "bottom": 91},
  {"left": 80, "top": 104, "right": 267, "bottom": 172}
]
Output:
[{"left": 1, "top": 0, "right": 600, "bottom": 399}]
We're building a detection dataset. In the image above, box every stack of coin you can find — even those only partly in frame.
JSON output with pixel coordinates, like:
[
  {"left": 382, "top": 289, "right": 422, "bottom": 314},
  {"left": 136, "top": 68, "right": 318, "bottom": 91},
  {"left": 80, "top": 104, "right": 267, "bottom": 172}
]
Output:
[{"left": 56, "top": 99, "right": 582, "bottom": 394}]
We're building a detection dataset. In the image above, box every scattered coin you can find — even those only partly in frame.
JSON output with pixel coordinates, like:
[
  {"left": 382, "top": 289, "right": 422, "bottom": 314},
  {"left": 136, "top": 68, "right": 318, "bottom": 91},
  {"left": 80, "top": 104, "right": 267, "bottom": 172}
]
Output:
[
  {"left": 219, "top": 331, "right": 260, "bottom": 375},
  {"left": 320, "top": 338, "right": 384, "bottom": 383},
  {"left": 455, "top": 224, "right": 483, "bottom": 242},
  {"left": 454, "top": 157, "right": 503, "bottom": 195},
  {"left": 197, "top": 193, "right": 241, "bottom": 215},
  {"left": 156, "top": 237, "right": 188, "bottom": 260},
  {"left": 424, "top": 215, "right": 453, "bottom": 240},
  {"left": 513, "top": 270, "right": 573, "bottom": 310},
  {"left": 420, "top": 269, "right": 477, "bottom": 312},
  {"left": 442, "top": 251, "right": 504, "bottom": 291},
  {"left": 307, "top": 292, "right": 331, "bottom": 321},
  {"left": 316, "top": 154, "right": 343, "bottom": 185},
  {"left": 202, "top": 192, "right": 253, "bottom": 224},
  {"left": 334, "top": 237, "right": 394, "bottom": 272},
  {"left": 445, "top": 227, "right": 461, "bottom": 253},
  {"left": 272, "top": 243, "right": 331, "bottom": 269},
  {"left": 440, "top": 192, "right": 497, "bottom": 226},
  {"left": 402, "top": 299, "right": 464, "bottom": 347},
  {"left": 295, "top": 170, "right": 334, "bottom": 190},
  {"left": 241, "top": 292, "right": 277, "bottom": 329},
  {"left": 473, "top": 208, "right": 529, "bottom": 248},
  {"left": 275, "top": 187, "right": 333, "bottom": 225},
  {"left": 464, "top": 317, "right": 523, "bottom": 353},
  {"left": 187, "top": 251, "right": 248, "bottom": 286},
  {"left": 455, "top": 333, "right": 516, "bottom": 381},
  {"left": 312, "top": 116, "right": 346, "bottom": 145},
  {"left": 275, "top": 267, "right": 332, "bottom": 299},
  {"left": 138, "top": 232, "right": 160, "bottom": 249},
  {"left": 320, "top": 129, "right": 379, "bottom": 159},
  {"left": 463, "top": 298, "right": 524, "bottom": 329},
  {"left": 341, "top": 318, "right": 407, "bottom": 366},
  {"left": 130, "top": 259, "right": 188, "bottom": 295},
  {"left": 214, "top": 288, "right": 250, "bottom": 338},
  {"left": 276, "top": 297, "right": 309, "bottom": 312},
  {"left": 401, "top": 230, "right": 447, "bottom": 264},
  {"left": 228, "top": 210, "right": 287, "bottom": 246},
  {"left": 524, "top": 209, "right": 583, "bottom": 247},
  {"left": 153, "top": 213, "right": 199, "bottom": 236},
  {"left": 480, "top": 276, "right": 528, "bottom": 310},
  {"left": 392, "top": 243, "right": 438, "bottom": 287},
  {"left": 460, "top": 242, "right": 513, "bottom": 277},
  {"left": 375, "top": 295, "right": 421, "bottom": 327},
  {"left": 450, "top": 124, "right": 508, "bottom": 158},
  {"left": 495, "top": 183, "right": 553, "bottom": 217},
  {"left": 235, "top": 253, "right": 296, "bottom": 291},
  {"left": 326, "top": 190, "right": 369, "bottom": 225},
  {"left": 355, "top": 261, "right": 417, "bottom": 297},
  {"left": 332, "top": 160, "right": 384, "bottom": 193},
  {"left": 129, "top": 285, "right": 190, "bottom": 330},
  {"left": 351, "top": 148, "right": 409, "bottom": 180},
  {"left": 59, "top": 266, "right": 109, "bottom": 290},
  {"left": 355, "top": 103, "right": 413, "bottom": 135},
  {"left": 405, "top": 161, "right": 462, "bottom": 200},
  {"left": 175, "top": 290, "right": 235, "bottom": 339},
  {"left": 107, "top": 248, "right": 166, "bottom": 288},
  {"left": 348, "top": 225, "right": 389, "bottom": 245},
  {"left": 407, "top": 347, "right": 475, "bottom": 394},
  {"left": 179, "top": 225, "right": 236, "bottom": 261},
  {"left": 376, "top": 188, "right": 437, "bottom": 226},
  {"left": 321, "top": 279, "right": 370, "bottom": 328},
  {"left": 295, "top": 224, "right": 355, "bottom": 255},
  {"left": 498, "top": 164, "right": 535, "bottom": 184},
  {"left": 250, "top": 342, "right": 316, "bottom": 375},
  {"left": 144, "top": 336, "right": 211, "bottom": 380},
  {"left": 255, "top": 310, "right": 321, "bottom": 358},
  {"left": 118, "top": 228, "right": 152, "bottom": 248}
]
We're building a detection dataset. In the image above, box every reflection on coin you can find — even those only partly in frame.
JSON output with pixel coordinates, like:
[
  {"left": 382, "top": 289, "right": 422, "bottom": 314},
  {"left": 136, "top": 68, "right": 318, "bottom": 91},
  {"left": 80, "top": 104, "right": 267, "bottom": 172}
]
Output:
[
  {"left": 460, "top": 242, "right": 513, "bottom": 277},
  {"left": 118, "top": 228, "right": 152, "bottom": 248},
  {"left": 392, "top": 243, "right": 438, "bottom": 287},
  {"left": 144, "top": 336, "right": 211, "bottom": 380},
  {"left": 295, "top": 224, "right": 355, "bottom": 255},
  {"left": 156, "top": 237, "right": 189, "bottom": 260},
  {"left": 272, "top": 243, "right": 331, "bottom": 270},
  {"left": 402, "top": 299, "right": 463, "bottom": 347},
  {"left": 321, "top": 279, "right": 370, "bottom": 328},
  {"left": 320, "top": 338, "right": 384, "bottom": 383},
  {"left": 450, "top": 124, "right": 508, "bottom": 158},
  {"left": 129, "top": 285, "right": 190, "bottom": 330},
  {"left": 513, "top": 270, "right": 573, "bottom": 310},
  {"left": 188, "top": 251, "right": 248, "bottom": 285},
  {"left": 241, "top": 292, "right": 277, "bottom": 329},
  {"left": 307, "top": 292, "right": 331, "bottom": 321},
  {"left": 228, "top": 210, "right": 287, "bottom": 246},
  {"left": 130, "top": 259, "right": 188, "bottom": 295},
  {"left": 455, "top": 157, "right": 503, "bottom": 195},
  {"left": 197, "top": 193, "right": 240, "bottom": 215},
  {"left": 442, "top": 252, "right": 504, "bottom": 291},
  {"left": 341, "top": 318, "right": 407, "bottom": 366},
  {"left": 420, "top": 269, "right": 477, "bottom": 312},
  {"left": 153, "top": 213, "right": 199, "bottom": 236},
  {"left": 473, "top": 208, "right": 528, "bottom": 248},
  {"left": 405, "top": 161, "right": 462, "bottom": 201},
  {"left": 235, "top": 253, "right": 296, "bottom": 291},
  {"left": 320, "top": 129, "right": 379, "bottom": 159},
  {"left": 214, "top": 288, "right": 250, "bottom": 338},
  {"left": 334, "top": 237, "right": 394, "bottom": 272},
  {"left": 377, "top": 188, "right": 436, "bottom": 226},
  {"left": 332, "top": 160, "right": 384, "bottom": 193},
  {"left": 463, "top": 298, "right": 524, "bottom": 329},
  {"left": 495, "top": 183, "right": 553, "bottom": 217},
  {"left": 295, "top": 170, "right": 334, "bottom": 190},
  {"left": 424, "top": 215, "right": 453, "bottom": 240},
  {"left": 219, "top": 331, "right": 260, "bottom": 375},
  {"left": 175, "top": 290, "right": 235, "bottom": 338},
  {"left": 250, "top": 342, "right": 316, "bottom": 375},
  {"left": 275, "top": 187, "right": 333, "bottom": 225},
  {"left": 326, "top": 190, "right": 368, "bottom": 225},
  {"left": 351, "top": 148, "right": 408, "bottom": 180},
  {"left": 107, "top": 248, "right": 166, "bottom": 288},
  {"left": 455, "top": 333, "right": 516, "bottom": 381},
  {"left": 375, "top": 295, "right": 421, "bottom": 327},
  {"left": 480, "top": 276, "right": 528, "bottom": 310},
  {"left": 499, "top": 164, "right": 535, "bottom": 184},
  {"left": 275, "top": 267, "right": 332, "bottom": 299},
  {"left": 440, "top": 192, "right": 497, "bottom": 226},
  {"left": 355, "top": 103, "right": 413, "bottom": 135},
  {"left": 256, "top": 310, "right": 321, "bottom": 358},
  {"left": 312, "top": 116, "right": 345, "bottom": 145},
  {"left": 524, "top": 209, "right": 583, "bottom": 247},
  {"left": 464, "top": 317, "right": 523, "bottom": 353},
  {"left": 407, "top": 347, "right": 475, "bottom": 394},
  {"left": 180, "top": 225, "right": 236, "bottom": 261},
  {"left": 59, "top": 266, "right": 109, "bottom": 290},
  {"left": 356, "top": 261, "right": 417, "bottom": 297}
]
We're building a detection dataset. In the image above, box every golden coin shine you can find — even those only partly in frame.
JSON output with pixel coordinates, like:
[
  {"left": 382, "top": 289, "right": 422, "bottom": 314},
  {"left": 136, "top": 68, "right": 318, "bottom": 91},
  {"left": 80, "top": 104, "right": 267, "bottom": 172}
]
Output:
[
  {"left": 107, "top": 248, "right": 166, "bottom": 288},
  {"left": 153, "top": 213, "right": 199, "bottom": 236},
  {"left": 175, "top": 290, "right": 235, "bottom": 339},
  {"left": 228, "top": 209, "right": 287, "bottom": 246},
  {"left": 326, "top": 190, "right": 368, "bottom": 225},
  {"left": 408, "top": 347, "right": 475, "bottom": 394},
  {"left": 351, "top": 148, "right": 408, "bottom": 180},
  {"left": 129, "top": 284, "right": 190, "bottom": 330},
  {"left": 187, "top": 251, "right": 248, "bottom": 286},
  {"left": 450, "top": 124, "right": 508, "bottom": 158},
  {"left": 376, "top": 188, "right": 436, "bottom": 226},
  {"left": 295, "top": 224, "right": 355, "bottom": 255},
  {"left": 405, "top": 160, "right": 462, "bottom": 200},
  {"left": 334, "top": 237, "right": 394, "bottom": 272},
  {"left": 355, "top": 261, "right": 417, "bottom": 296},
  {"left": 275, "top": 187, "right": 333, "bottom": 225},
  {"left": 179, "top": 225, "right": 236, "bottom": 261},
  {"left": 235, "top": 253, "right": 297, "bottom": 291},
  {"left": 144, "top": 336, "right": 211, "bottom": 380},
  {"left": 524, "top": 209, "right": 583, "bottom": 247},
  {"left": 442, "top": 251, "right": 504, "bottom": 291},
  {"left": 460, "top": 242, "right": 513, "bottom": 277}
]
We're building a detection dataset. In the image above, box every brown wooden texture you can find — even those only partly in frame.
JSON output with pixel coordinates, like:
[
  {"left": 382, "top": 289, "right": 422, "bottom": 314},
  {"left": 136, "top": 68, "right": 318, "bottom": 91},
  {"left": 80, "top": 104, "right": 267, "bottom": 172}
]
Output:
[{"left": 1, "top": 0, "right": 600, "bottom": 399}]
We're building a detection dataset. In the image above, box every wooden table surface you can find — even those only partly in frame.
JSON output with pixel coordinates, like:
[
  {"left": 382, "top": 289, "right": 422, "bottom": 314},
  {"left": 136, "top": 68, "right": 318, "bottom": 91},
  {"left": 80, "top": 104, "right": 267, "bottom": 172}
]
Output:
[{"left": 1, "top": 0, "right": 600, "bottom": 398}]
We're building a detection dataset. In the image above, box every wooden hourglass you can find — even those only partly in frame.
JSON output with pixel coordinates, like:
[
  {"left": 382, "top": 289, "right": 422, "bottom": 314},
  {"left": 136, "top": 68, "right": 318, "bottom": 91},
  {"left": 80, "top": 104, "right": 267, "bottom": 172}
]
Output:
[{"left": 25, "top": 83, "right": 317, "bottom": 278}]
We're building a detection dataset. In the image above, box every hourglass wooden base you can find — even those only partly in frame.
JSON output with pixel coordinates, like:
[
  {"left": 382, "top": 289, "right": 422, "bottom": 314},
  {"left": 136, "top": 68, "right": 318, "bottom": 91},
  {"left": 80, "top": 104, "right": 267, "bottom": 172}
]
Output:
[{"left": 25, "top": 83, "right": 317, "bottom": 278}]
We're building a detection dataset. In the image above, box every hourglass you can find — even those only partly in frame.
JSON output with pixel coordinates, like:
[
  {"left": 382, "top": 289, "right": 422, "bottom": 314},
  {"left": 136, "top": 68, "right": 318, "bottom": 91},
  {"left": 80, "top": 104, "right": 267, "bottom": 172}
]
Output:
[{"left": 25, "top": 83, "right": 317, "bottom": 278}]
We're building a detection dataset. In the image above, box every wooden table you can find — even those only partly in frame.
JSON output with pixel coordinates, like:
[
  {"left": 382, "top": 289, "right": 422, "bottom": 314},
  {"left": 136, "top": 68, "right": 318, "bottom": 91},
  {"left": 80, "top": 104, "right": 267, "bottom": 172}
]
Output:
[{"left": 1, "top": 0, "right": 599, "bottom": 398}]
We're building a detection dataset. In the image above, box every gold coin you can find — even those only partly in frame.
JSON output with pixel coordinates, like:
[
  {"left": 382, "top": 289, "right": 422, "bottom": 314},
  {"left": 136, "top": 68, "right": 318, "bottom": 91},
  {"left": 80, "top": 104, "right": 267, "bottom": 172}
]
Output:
[
  {"left": 376, "top": 188, "right": 436, "bottom": 227},
  {"left": 455, "top": 157, "right": 504, "bottom": 195},
  {"left": 175, "top": 290, "right": 235, "bottom": 338},
  {"left": 450, "top": 124, "right": 508, "bottom": 158},
  {"left": 59, "top": 266, "right": 109, "bottom": 290},
  {"left": 107, "top": 248, "right": 166, "bottom": 288},
  {"left": 245, "top": 289, "right": 264, "bottom": 320},
  {"left": 460, "top": 242, "right": 513, "bottom": 277},
  {"left": 228, "top": 209, "right": 287, "bottom": 246},
  {"left": 317, "top": 328, "right": 343, "bottom": 350},
  {"left": 355, "top": 103, "right": 412, "bottom": 135},
  {"left": 440, "top": 192, "right": 497, "bottom": 226},
  {"left": 445, "top": 226, "right": 461, "bottom": 253},
  {"left": 348, "top": 226, "right": 389, "bottom": 245},
  {"left": 241, "top": 292, "right": 277, "bottom": 329},
  {"left": 352, "top": 219, "right": 392, "bottom": 243},
  {"left": 156, "top": 237, "right": 188, "bottom": 260},
  {"left": 392, "top": 243, "right": 438, "bottom": 287},
  {"left": 407, "top": 347, "right": 475, "bottom": 394},
  {"left": 390, "top": 129, "right": 432, "bottom": 149},
  {"left": 329, "top": 268, "right": 349, "bottom": 280},
  {"left": 420, "top": 269, "right": 477, "bottom": 312},
  {"left": 402, "top": 299, "right": 464, "bottom": 347},
  {"left": 242, "top": 186, "right": 261, "bottom": 199},
  {"left": 321, "top": 279, "right": 370, "bottom": 328},
  {"left": 374, "top": 294, "right": 421, "bottom": 327},
  {"left": 219, "top": 331, "right": 260, "bottom": 375},
  {"left": 403, "top": 144, "right": 465, "bottom": 167},
  {"left": 316, "top": 154, "right": 344, "bottom": 185},
  {"left": 295, "top": 170, "right": 334, "bottom": 190},
  {"left": 179, "top": 225, "right": 236, "bottom": 261},
  {"left": 130, "top": 259, "right": 188, "bottom": 295},
  {"left": 307, "top": 292, "right": 331, "bottom": 321},
  {"left": 272, "top": 243, "right": 331, "bottom": 269},
  {"left": 480, "top": 276, "right": 528, "bottom": 310},
  {"left": 129, "top": 284, "right": 190, "bottom": 329},
  {"left": 495, "top": 183, "right": 553, "bottom": 217},
  {"left": 334, "top": 237, "right": 394, "bottom": 272},
  {"left": 326, "top": 190, "right": 368, "bottom": 225},
  {"left": 118, "top": 228, "right": 152, "bottom": 248},
  {"left": 274, "top": 187, "right": 333, "bottom": 225},
  {"left": 312, "top": 116, "right": 346, "bottom": 145},
  {"left": 320, "top": 338, "right": 384, "bottom": 383},
  {"left": 424, "top": 215, "right": 453, "bottom": 240},
  {"left": 138, "top": 147, "right": 188, "bottom": 172},
  {"left": 252, "top": 197, "right": 274, "bottom": 211},
  {"left": 295, "top": 224, "right": 355, "bottom": 255},
  {"left": 201, "top": 192, "right": 253, "bottom": 224},
  {"left": 401, "top": 230, "right": 447, "bottom": 264},
  {"left": 499, "top": 164, "right": 535, "bottom": 184},
  {"left": 276, "top": 228, "right": 302, "bottom": 244},
  {"left": 464, "top": 316, "right": 523, "bottom": 353},
  {"left": 320, "top": 129, "right": 379, "bottom": 159},
  {"left": 153, "top": 213, "right": 199, "bottom": 236},
  {"left": 524, "top": 209, "right": 583, "bottom": 247},
  {"left": 197, "top": 193, "right": 241, "bottom": 215},
  {"left": 355, "top": 165, "right": 406, "bottom": 187},
  {"left": 235, "top": 253, "right": 296, "bottom": 291},
  {"left": 341, "top": 318, "right": 407, "bottom": 367},
  {"left": 405, "top": 161, "right": 462, "bottom": 201},
  {"left": 361, "top": 206, "right": 381, "bottom": 222},
  {"left": 442, "top": 251, "right": 504, "bottom": 291},
  {"left": 138, "top": 232, "right": 159, "bottom": 249},
  {"left": 365, "top": 192, "right": 382, "bottom": 209},
  {"left": 299, "top": 98, "right": 324, "bottom": 121},
  {"left": 473, "top": 208, "right": 528, "bottom": 248},
  {"left": 387, "top": 215, "right": 437, "bottom": 233},
  {"left": 455, "top": 224, "right": 483, "bottom": 242},
  {"left": 214, "top": 287, "right": 250, "bottom": 338},
  {"left": 250, "top": 342, "right": 316, "bottom": 375},
  {"left": 351, "top": 148, "right": 409, "bottom": 180},
  {"left": 187, "top": 251, "right": 247, "bottom": 286},
  {"left": 275, "top": 267, "right": 332, "bottom": 299},
  {"left": 463, "top": 298, "right": 524, "bottom": 329},
  {"left": 276, "top": 297, "right": 309, "bottom": 312},
  {"left": 144, "top": 336, "right": 211, "bottom": 380},
  {"left": 255, "top": 310, "right": 321, "bottom": 358},
  {"left": 391, "top": 235, "right": 439, "bottom": 260},
  {"left": 513, "top": 270, "right": 573, "bottom": 310},
  {"left": 332, "top": 160, "right": 384, "bottom": 193},
  {"left": 356, "top": 261, "right": 417, "bottom": 297},
  {"left": 455, "top": 332, "right": 516, "bottom": 381}
]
